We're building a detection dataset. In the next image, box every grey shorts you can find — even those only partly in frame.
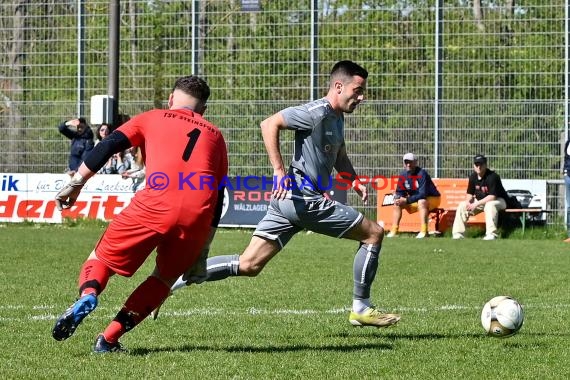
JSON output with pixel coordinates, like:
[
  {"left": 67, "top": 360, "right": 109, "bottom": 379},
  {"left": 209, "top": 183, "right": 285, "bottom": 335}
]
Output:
[{"left": 253, "top": 195, "right": 364, "bottom": 248}]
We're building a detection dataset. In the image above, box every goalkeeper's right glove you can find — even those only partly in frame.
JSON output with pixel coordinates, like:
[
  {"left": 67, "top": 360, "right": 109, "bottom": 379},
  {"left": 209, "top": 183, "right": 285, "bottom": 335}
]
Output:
[{"left": 55, "top": 174, "right": 86, "bottom": 211}]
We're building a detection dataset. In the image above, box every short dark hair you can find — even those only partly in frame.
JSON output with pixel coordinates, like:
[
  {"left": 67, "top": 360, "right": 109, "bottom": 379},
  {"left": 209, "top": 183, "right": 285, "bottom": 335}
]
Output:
[
  {"left": 330, "top": 60, "right": 368, "bottom": 81},
  {"left": 172, "top": 75, "right": 211, "bottom": 103}
]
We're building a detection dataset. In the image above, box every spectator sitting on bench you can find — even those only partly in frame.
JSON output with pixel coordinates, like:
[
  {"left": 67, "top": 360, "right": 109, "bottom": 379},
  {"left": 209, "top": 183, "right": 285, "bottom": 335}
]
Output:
[
  {"left": 452, "top": 154, "right": 508, "bottom": 241},
  {"left": 387, "top": 153, "right": 441, "bottom": 239}
]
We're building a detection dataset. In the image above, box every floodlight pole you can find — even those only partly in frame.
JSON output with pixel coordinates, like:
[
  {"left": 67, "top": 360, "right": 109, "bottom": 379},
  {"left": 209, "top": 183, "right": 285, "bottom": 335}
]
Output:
[
  {"left": 434, "top": 0, "right": 443, "bottom": 178},
  {"left": 560, "top": 0, "right": 570, "bottom": 228},
  {"left": 108, "top": 0, "right": 120, "bottom": 126},
  {"left": 310, "top": 0, "right": 318, "bottom": 101},
  {"left": 76, "top": 0, "right": 85, "bottom": 117},
  {"left": 564, "top": 0, "right": 570, "bottom": 141},
  {"left": 192, "top": 0, "right": 199, "bottom": 75}
]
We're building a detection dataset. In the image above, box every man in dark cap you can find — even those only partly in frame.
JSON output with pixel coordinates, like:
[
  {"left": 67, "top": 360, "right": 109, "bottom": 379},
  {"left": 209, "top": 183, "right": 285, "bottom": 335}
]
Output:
[{"left": 452, "top": 154, "right": 508, "bottom": 240}]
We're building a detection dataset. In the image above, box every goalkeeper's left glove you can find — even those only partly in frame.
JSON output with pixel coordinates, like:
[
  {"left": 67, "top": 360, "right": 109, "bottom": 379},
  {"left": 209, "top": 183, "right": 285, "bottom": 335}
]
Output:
[{"left": 55, "top": 173, "right": 86, "bottom": 211}]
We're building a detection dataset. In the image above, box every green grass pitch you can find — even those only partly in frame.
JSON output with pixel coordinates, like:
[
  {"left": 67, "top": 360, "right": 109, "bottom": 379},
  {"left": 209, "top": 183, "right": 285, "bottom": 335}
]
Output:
[{"left": 1, "top": 223, "right": 569, "bottom": 379}]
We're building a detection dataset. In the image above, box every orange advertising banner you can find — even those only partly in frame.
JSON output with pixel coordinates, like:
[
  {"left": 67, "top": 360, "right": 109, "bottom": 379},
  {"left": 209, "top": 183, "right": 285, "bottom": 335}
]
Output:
[{"left": 376, "top": 178, "right": 485, "bottom": 233}]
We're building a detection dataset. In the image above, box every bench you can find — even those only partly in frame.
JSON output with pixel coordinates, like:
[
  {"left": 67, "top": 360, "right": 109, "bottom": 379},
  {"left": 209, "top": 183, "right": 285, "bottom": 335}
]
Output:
[
  {"left": 430, "top": 207, "right": 549, "bottom": 236},
  {"left": 429, "top": 208, "right": 445, "bottom": 232},
  {"left": 376, "top": 179, "right": 551, "bottom": 236},
  {"left": 503, "top": 208, "right": 550, "bottom": 236},
  {"left": 387, "top": 207, "right": 491, "bottom": 235}
]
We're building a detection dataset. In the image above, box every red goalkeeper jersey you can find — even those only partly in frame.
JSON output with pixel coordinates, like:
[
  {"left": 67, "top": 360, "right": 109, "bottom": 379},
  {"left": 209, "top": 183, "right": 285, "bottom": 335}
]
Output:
[{"left": 117, "top": 108, "right": 228, "bottom": 233}]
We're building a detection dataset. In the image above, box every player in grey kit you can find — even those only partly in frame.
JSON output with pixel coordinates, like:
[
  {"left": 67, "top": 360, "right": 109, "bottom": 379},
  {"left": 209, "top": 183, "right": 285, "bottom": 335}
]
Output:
[{"left": 157, "top": 60, "right": 400, "bottom": 327}]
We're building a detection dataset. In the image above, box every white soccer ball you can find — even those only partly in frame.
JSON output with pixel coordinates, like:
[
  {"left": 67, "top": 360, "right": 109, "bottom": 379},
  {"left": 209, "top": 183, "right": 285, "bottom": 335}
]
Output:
[{"left": 481, "top": 296, "right": 524, "bottom": 338}]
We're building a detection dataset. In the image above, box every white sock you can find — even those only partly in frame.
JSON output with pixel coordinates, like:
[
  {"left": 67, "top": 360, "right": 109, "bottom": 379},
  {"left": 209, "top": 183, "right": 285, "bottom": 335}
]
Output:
[
  {"left": 171, "top": 276, "right": 187, "bottom": 292},
  {"left": 352, "top": 298, "right": 371, "bottom": 313}
]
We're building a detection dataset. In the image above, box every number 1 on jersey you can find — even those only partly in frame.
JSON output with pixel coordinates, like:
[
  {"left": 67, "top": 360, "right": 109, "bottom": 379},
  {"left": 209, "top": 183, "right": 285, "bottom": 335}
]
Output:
[{"left": 182, "top": 128, "right": 201, "bottom": 161}]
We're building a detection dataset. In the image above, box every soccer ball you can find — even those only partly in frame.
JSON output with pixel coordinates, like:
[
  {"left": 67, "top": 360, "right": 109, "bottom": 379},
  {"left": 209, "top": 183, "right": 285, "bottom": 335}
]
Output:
[{"left": 480, "top": 296, "right": 524, "bottom": 338}]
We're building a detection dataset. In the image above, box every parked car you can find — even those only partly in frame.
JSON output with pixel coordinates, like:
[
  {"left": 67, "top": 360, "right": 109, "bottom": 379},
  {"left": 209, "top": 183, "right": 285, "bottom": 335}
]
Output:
[
  {"left": 506, "top": 189, "right": 534, "bottom": 208},
  {"left": 506, "top": 189, "right": 545, "bottom": 225}
]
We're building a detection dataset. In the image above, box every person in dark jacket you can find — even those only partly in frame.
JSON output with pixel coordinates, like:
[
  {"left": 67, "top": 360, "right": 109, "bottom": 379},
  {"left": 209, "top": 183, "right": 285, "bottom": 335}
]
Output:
[
  {"left": 387, "top": 153, "right": 441, "bottom": 239},
  {"left": 58, "top": 117, "right": 95, "bottom": 175},
  {"left": 452, "top": 154, "right": 508, "bottom": 240}
]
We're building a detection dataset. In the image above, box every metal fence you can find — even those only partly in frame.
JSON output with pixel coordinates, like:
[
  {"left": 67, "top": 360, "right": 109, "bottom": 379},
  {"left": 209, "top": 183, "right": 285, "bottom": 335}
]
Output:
[{"left": 0, "top": 0, "right": 568, "bottom": 221}]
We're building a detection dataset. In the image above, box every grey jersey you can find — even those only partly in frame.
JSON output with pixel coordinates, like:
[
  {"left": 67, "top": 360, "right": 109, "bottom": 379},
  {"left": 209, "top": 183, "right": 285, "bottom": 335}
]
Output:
[{"left": 281, "top": 98, "right": 345, "bottom": 193}]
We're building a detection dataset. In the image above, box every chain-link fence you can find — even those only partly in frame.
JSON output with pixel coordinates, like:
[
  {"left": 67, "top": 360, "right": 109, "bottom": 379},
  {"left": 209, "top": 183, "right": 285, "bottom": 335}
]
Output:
[{"left": 1, "top": 0, "right": 568, "bottom": 220}]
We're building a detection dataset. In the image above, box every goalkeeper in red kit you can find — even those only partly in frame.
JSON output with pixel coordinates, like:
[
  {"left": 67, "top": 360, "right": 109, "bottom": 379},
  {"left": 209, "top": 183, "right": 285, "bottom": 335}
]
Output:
[{"left": 51, "top": 75, "right": 228, "bottom": 353}]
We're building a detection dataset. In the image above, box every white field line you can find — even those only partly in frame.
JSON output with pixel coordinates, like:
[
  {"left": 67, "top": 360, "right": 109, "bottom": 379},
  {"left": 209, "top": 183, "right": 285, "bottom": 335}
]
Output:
[{"left": 0, "top": 303, "right": 569, "bottom": 322}]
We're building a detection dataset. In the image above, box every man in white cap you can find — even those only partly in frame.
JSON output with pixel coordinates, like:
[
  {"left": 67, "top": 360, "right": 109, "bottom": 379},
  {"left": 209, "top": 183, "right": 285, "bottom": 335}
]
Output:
[{"left": 387, "top": 153, "right": 441, "bottom": 239}]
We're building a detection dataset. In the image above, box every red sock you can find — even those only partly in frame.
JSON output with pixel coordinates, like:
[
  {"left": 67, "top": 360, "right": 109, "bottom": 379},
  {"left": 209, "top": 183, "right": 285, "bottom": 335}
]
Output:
[
  {"left": 78, "top": 259, "right": 111, "bottom": 297},
  {"left": 102, "top": 276, "right": 171, "bottom": 343}
]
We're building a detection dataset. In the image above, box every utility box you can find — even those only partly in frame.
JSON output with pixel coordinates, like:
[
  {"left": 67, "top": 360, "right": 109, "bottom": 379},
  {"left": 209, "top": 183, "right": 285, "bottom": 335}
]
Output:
[{"left": 90, "top": 95, "right": 115, "bottom": 125}]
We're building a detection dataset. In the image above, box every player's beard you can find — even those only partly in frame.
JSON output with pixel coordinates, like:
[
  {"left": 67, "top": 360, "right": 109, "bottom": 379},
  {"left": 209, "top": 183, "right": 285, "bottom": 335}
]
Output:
[{"left": 345, "top": 101, "right": 359, "bottom": 113}]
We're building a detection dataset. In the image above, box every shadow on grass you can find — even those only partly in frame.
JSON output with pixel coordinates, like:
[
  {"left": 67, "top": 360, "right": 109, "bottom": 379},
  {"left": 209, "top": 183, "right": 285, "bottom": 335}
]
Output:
[
  {"left": 128, "top": 341, "right": 393, "bottom": 356},
  {"left": 344, "top": 331, "right": 570, "bottom": 341},
  {"left": 122, "top": 331, "right": 564, "bottom": 356},
  {"left": 332, "top": 331, "right": 484, "bottom": 340},
  {"left": 331, "top": 330, "right": 565, "bottom": 340}
]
